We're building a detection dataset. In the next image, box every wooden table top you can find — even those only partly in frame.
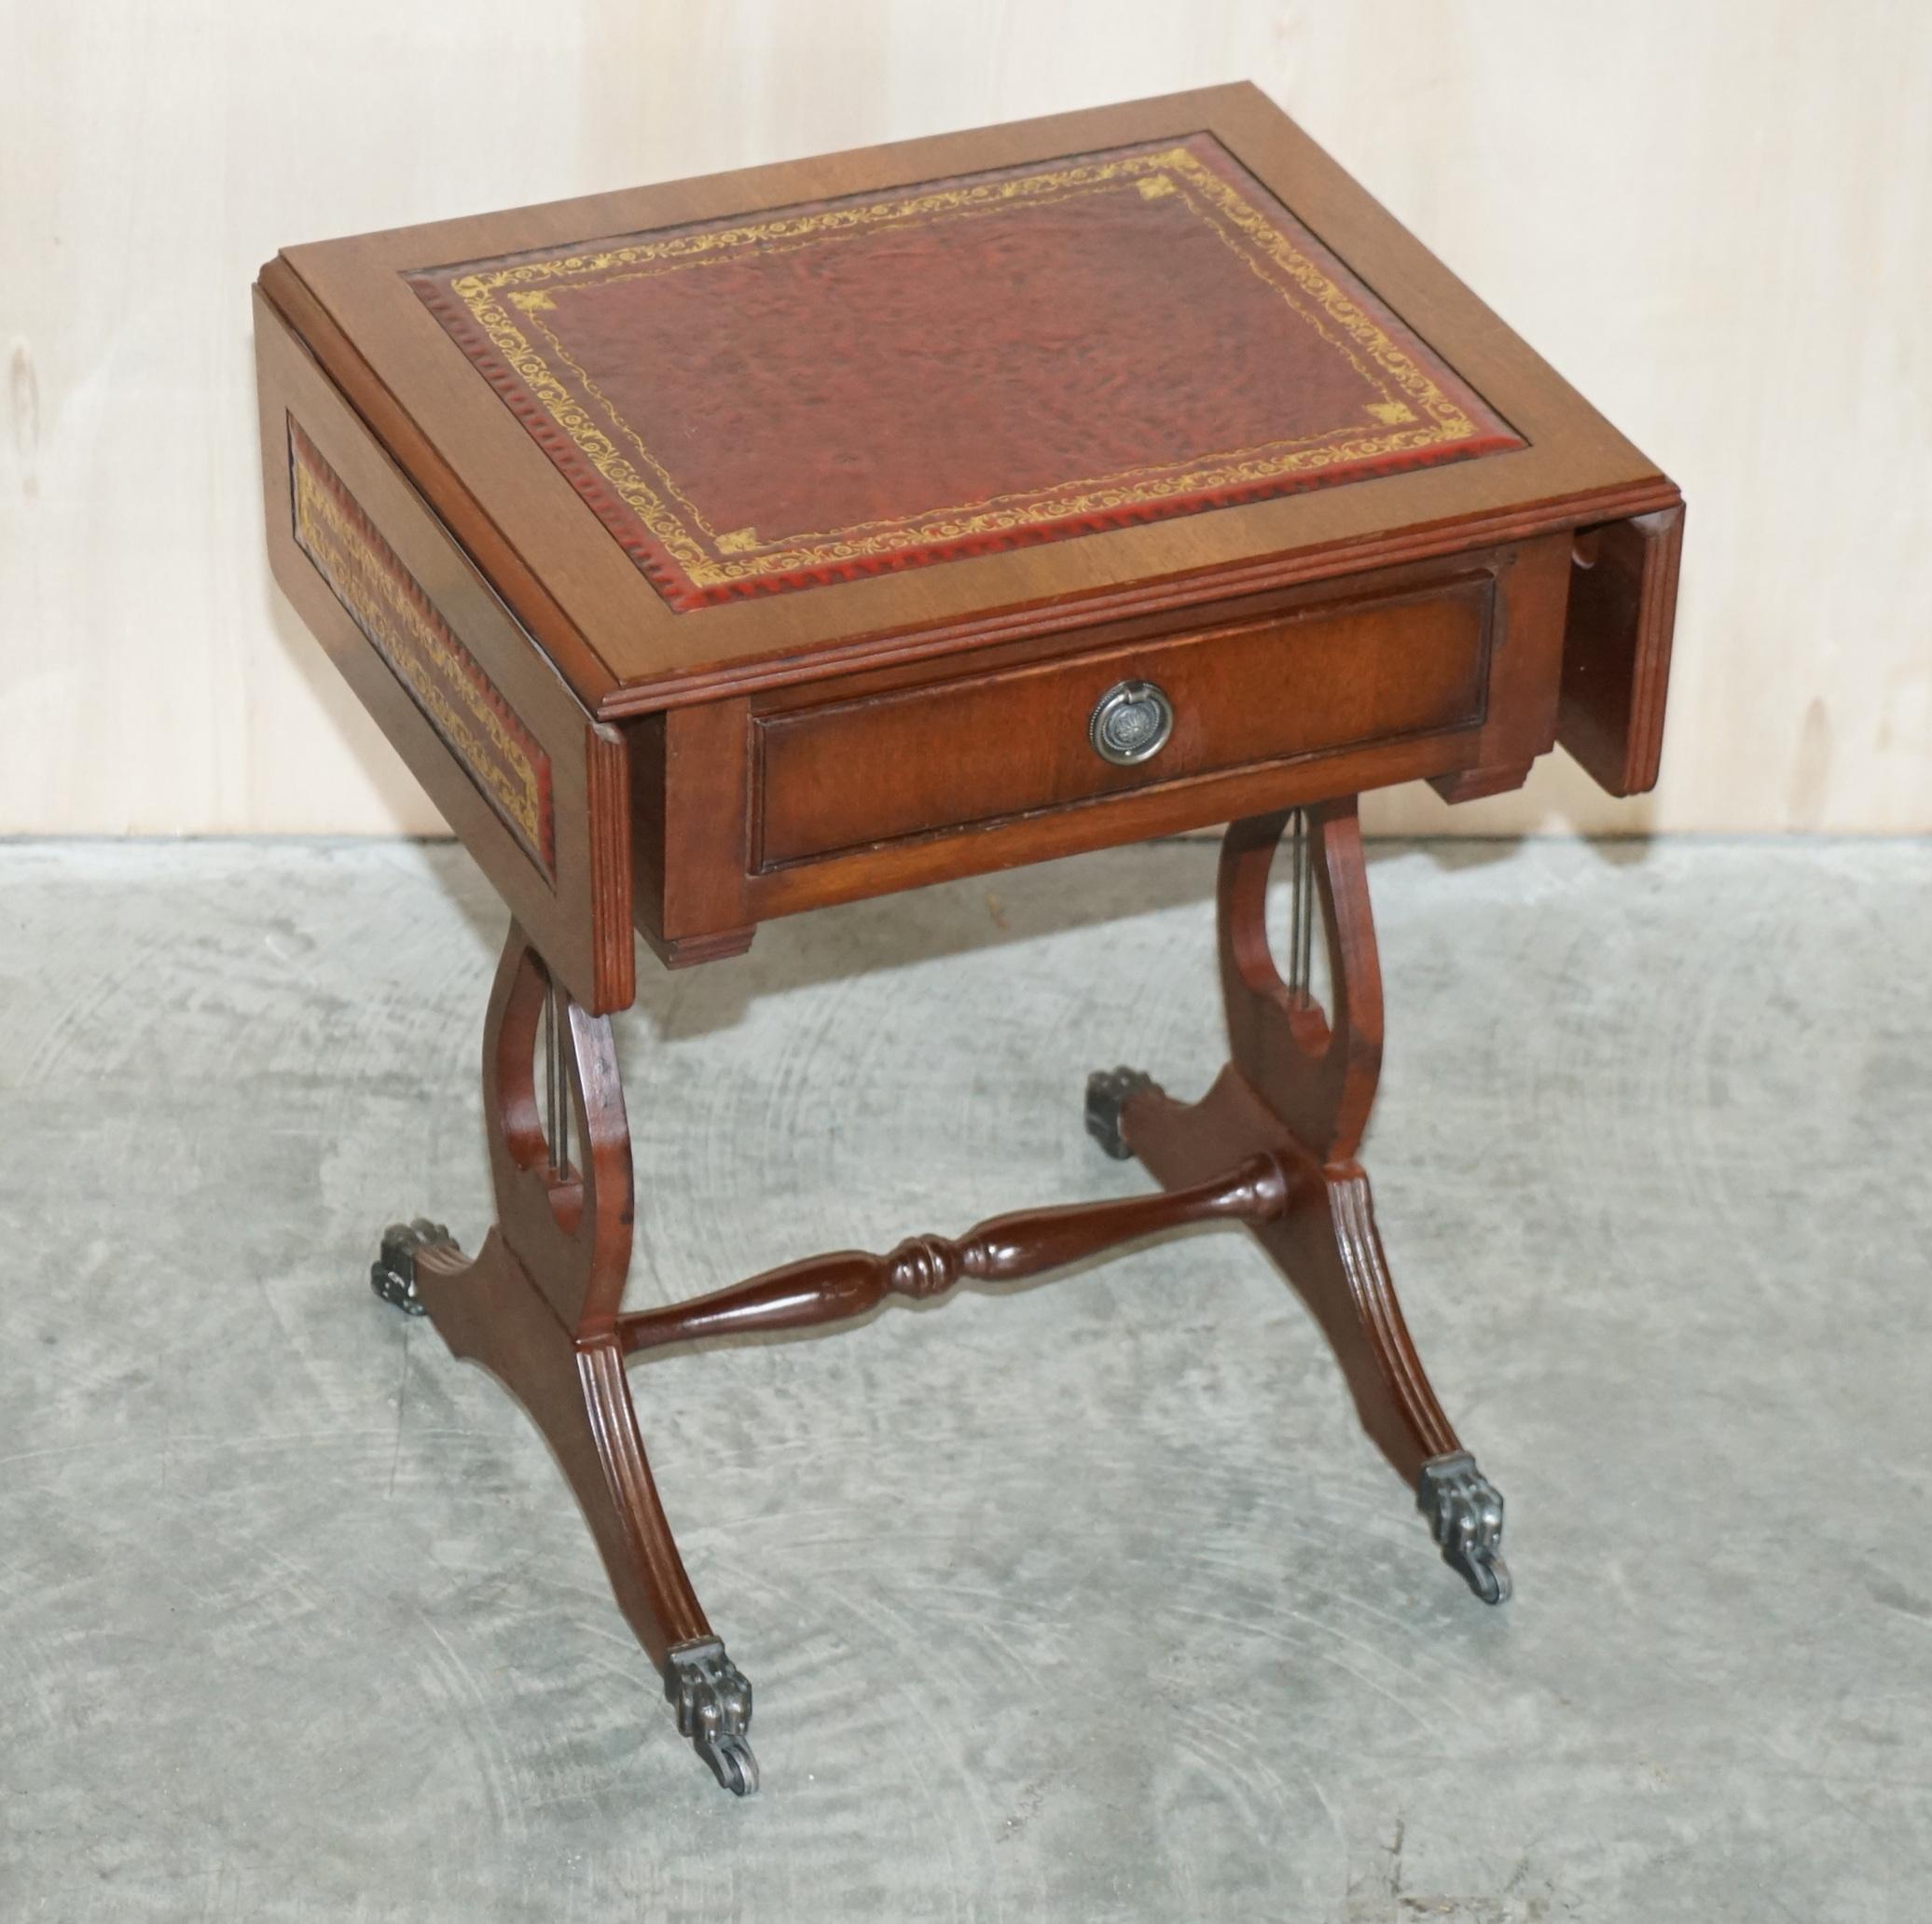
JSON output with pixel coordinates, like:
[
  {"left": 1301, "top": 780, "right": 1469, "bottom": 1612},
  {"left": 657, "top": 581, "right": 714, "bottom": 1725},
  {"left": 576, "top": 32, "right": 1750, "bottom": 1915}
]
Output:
[{"left": 263, "top": 84, "right": 1677, "bottom": 720}]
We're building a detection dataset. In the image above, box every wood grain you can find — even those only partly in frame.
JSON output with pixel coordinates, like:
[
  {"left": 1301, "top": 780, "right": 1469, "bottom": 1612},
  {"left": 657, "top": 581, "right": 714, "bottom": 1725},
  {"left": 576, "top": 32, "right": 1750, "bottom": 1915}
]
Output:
[
  {"left": 752, "top": 580, "right": 1494, "bottom": 867},
  {"left": 275, "top": 83, "right": 1676, "bottom": 714},
  {"left": 622, "top": 537, "right": 1573, "bottom": 951},
  {"left": 1558, "top": 506, "right": 1685, "bottom": 796}
]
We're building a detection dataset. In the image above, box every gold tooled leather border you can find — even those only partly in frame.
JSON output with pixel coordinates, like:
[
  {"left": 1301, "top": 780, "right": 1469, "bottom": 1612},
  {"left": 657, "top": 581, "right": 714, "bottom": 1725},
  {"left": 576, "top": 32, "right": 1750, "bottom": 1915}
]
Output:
[
  {"left": 289, "top": 419, "right": 556, "bottom": 876},
  {"left": 412, "top": 134, "right": 1521, "bottom": 607}
]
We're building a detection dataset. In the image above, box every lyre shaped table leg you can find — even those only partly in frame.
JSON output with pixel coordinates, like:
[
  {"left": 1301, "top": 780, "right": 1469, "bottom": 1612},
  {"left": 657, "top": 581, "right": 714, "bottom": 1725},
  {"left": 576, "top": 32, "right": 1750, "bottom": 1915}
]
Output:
[
  {"left": 1092, "top": 799, "right": 1511, "bottom": 1605},
  {"left": 375, "top": 924, "right": 759, "bottom": 1794}
]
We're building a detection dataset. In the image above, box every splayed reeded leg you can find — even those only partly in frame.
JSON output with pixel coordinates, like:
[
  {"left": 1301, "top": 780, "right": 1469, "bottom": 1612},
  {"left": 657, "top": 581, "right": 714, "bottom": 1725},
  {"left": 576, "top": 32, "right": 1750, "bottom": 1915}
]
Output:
[
  {"left": 370, "top": 927, "right": 758, "bottom": 1793},
  {"left": 1088, "top": 799, "right": 1510, "bottom": 1606}
]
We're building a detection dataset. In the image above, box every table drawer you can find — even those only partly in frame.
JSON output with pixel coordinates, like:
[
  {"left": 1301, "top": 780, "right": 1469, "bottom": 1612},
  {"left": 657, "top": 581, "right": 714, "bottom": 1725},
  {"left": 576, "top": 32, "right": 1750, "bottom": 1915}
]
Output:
[{"left": 754, "top": 577, "right": 1494, "bottom": 866}]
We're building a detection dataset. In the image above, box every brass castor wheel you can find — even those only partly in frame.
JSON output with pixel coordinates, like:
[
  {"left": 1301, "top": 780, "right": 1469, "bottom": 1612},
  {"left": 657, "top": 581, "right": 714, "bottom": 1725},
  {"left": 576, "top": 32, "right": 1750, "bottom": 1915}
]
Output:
[
  {"left": 370, "top": 1218, "right": 458, "bottom": 1317},
  {"left": 702, "top": 1732, "right": 759, "bottom": 1797}
]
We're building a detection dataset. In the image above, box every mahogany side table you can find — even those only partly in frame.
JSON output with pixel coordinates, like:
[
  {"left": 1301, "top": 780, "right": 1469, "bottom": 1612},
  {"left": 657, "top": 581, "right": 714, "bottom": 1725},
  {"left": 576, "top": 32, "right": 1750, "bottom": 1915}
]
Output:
[{"left": 254, "top": 85, "right": 1682, "bottom": 1796}]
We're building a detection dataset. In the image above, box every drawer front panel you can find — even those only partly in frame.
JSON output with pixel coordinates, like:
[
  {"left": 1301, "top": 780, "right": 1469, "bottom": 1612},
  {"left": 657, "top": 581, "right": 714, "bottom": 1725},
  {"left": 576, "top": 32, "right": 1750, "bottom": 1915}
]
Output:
[{"left": 755, "top": 579, "right": 1493, "bottom": 866}]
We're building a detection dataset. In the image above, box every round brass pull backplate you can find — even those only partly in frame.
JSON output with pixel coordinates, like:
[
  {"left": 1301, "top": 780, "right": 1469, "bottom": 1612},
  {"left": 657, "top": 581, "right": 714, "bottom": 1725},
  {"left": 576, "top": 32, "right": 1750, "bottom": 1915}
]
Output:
[{"left": 1088, "top": 680, "right": 1174, "bottom": 766}]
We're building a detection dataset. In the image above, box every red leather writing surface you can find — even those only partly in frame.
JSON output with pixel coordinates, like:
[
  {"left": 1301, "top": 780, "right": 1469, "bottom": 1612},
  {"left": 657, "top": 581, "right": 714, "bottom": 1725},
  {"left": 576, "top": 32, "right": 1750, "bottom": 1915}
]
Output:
[{"left": 409, "top": 135, "right": 1522, "bottom": 611}]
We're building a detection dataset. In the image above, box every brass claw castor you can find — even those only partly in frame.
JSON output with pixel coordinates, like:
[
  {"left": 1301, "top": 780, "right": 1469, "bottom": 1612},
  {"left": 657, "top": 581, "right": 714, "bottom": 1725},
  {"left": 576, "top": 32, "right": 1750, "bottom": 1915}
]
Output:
[
  {"left": 1084, "top": 1066, "right": 1157, "bottom": 1161},
  {"left": 370, "top": 1218, "right": 458, "bottom": 1317},
  {"left": 1417, "top": 1450, "right": 1511, "bottom": 1604},
  {"left": 667, "top": 1638, "right": 758, "bottom": 1796}
]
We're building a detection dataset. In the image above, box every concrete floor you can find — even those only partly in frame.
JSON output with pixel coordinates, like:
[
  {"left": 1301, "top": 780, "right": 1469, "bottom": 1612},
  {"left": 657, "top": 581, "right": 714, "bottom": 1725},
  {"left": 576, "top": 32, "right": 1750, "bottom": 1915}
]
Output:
[{"left": 1, "top": 834, "right": 1928, "bottom": 1921}]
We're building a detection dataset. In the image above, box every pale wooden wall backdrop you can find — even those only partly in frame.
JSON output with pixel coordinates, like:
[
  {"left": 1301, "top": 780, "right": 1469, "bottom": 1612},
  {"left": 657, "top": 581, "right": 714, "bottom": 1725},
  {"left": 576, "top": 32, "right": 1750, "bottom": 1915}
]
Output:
[{"left": 3, "top": 0, "right": 1927, "bottom": 837}]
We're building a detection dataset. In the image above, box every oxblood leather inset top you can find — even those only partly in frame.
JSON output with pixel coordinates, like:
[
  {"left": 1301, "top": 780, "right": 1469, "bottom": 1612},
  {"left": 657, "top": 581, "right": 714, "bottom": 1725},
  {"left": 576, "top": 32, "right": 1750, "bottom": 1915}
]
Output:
[{"left": 407, "top": 133, "right": 1523, "bottom": 612}]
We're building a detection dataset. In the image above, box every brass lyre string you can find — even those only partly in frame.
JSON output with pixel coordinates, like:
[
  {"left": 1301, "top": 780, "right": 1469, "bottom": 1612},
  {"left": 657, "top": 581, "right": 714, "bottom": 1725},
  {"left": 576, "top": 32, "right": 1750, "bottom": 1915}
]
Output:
[
  {"left": 543, "top": 973, "right": 571, "bottom": 1180},
  {"left": 1287, "top": 809, "right": 1315, "bottom": 1005}
]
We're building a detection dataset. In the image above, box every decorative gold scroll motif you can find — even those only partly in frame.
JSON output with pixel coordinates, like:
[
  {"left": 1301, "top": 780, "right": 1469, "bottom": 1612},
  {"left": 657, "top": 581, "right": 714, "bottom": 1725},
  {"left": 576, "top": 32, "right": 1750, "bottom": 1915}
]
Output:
[
  {"left": 289, "top": 421, "right": 555, "bottom": 876},
  {"left": 421, "top": 137, "right": 1515, "bottom": 601}
]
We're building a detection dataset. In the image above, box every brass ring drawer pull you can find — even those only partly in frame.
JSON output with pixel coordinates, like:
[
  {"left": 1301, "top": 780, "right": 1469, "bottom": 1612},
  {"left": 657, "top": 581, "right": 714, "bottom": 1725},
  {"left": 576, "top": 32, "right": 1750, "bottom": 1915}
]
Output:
[{"left": 1088, "top": 679, "right": 1174, "bottom": 766}]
